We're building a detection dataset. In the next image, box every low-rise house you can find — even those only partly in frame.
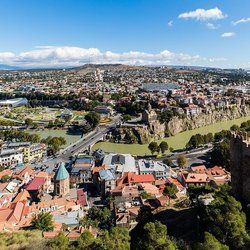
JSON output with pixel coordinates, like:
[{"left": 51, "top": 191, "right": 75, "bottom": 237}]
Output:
[
  {"left": 138, "top": 159, "right": 171, "bottom": 179},
  {"left": 98, "top": 168, "right": 116, "bottom": 196},
  {"left": 184, "top": 104, "right": 201, "bottom": 116},
  {"left": 71, "top": 154, "right": 94, "bottom": 184},
  {"left": 206, "top": 166, "right": 231, "bottom": 186},
  {"left": 13, "top": 166, "right": 35, "bottom": 185},
  {"left": 0, "top": 201, "right": 30, "bottom": 232},
  {"left": 181, "top": 173, "right": 209, "bottom": 187},
  {"left": 166, "top": 177, "right": 186, "bottom": 195}
]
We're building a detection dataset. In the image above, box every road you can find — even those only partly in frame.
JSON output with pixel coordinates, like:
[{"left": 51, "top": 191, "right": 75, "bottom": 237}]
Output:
[
  {"left": 157, "top": 146, "right": 213, "bottom": 167},
  {"left": 35, "top": 114, "right": 121, "bottom": 171}
]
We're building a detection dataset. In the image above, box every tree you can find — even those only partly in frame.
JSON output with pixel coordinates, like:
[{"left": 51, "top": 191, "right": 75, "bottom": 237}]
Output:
[
  {"left": 138, "top": 221, "right": 176, "bottom": 250},
  {"left": 32, "top": 212, "right": 54, "bottom": 232},
  {"left": 46, "top": 136, "right": 67, "bottom": 154},
  {"left": 25, "top": 118, "right": 33, "bottom": 126},
  {"left": 49, "top": 231, "right": 69, "bottom": 250},
  {"left": 136, "top": 205, "right": 153, "bottom": 225},
  {"left": 163, "top": 157, "right": 173, "bottom": 166},
  {"left": 159, "top": 141, "right": 169, "bottom": 154},
  {"left": 140, "top": 191, "right": 152, "bottom": 199},
  {"left": 164, "top": 183, "right": 178, "bottom": 199},
  {"left": 196, "top": 232, "right": 229, "bottom": 250},
  {"left": 0, "top": 174, "right": 10, "bottom": 183},
  {"left": 77, "top": 231, "right": 95, "bottom": 250},
  {"left": 230, "top": 124, "right": 240, "bottom": 132},
  {"left": 95, "top": 227, "right": 130, "bottom": 250},
  {"left": 169, "top": 147, "right": 174, "bottom": 152},
  {"left": 177, "top": 154, "right": 188, "bottom": 168},
  {"left": 85, "top": 112, "right": 101, "bottom": 128},
  {"left": 148, "top": 142, "right": 158, "bottom": 155},
  {"left": 87, "top": 206, "right": 112, "bottom": 230},
  {"left": 122, "top": 114, "right": 132, "bottom": 122},
  {"left": 200, "top": 186, "right": 250, "bottom": 248},
  {"left": 210, "top": 140, "right": 230, "bottom": 170},
  {"left": 214, "top": 130, "right": 231, "bottom": 142}
]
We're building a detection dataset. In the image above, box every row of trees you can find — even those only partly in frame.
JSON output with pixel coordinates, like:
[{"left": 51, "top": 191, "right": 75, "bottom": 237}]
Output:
[
  {"left": 186, "top": 133, "right": 213, "bottom": 148},
  {"left": 148, "top": 141, "right": 169, "bottom": 155}
]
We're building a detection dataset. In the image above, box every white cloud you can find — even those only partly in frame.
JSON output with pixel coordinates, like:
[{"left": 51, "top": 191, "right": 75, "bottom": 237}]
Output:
[
  {"left": 0, "top": 46, "right": 227, "bottom": 68},
  {"left": 221, "top": 32, "right": 235, "bottom": 37},
  {"left": 206, "top": 23, "right": 219, "bottom": 29},
  {"left": 0, "top": 52, "right": 15, "bottom": 63},
  {"left": 179, "top": 7, "right": 226, "bottom": 21},
  {"left": 232, "top": 17, "right": 250, "bottom": 25},
  {"left": 167, "top": 20, "right": 173, "bottom": 27}
]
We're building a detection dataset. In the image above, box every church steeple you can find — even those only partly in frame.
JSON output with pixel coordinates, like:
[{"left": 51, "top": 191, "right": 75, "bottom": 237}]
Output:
[{"left": 54, "top": 162, "right": 70, "bottom": 196}]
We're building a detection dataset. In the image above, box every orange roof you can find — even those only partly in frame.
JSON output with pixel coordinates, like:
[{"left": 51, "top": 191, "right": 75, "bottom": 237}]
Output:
[
  {"left": 191, "top": 165, "right": 207, "bottom": 174},
  {"left": 183, "top": 173, "right": 209, "bottom": 183},
  {"left": 12, "top": 190, "right": 30, "bottom": 203},
  {"left": 126, "top": 172, "right": 155, "bottom": 184},
  {"left": 141, "top": 183, "right": 159, "bottom": 195},
  {"left": 14, "top": 166, "right": 35, "bottom": 180},
  {"left": 206, "top": 166, "right": 227, "bottom": 176},
  {"left": 7, "top": 202, "right": 24, "bottom": 223},
  {"left": 36, "top": 171, "right": 48, "bottom": 178},
  {"left": 166, "top": 177, "right": 184, "bottom": 189}
]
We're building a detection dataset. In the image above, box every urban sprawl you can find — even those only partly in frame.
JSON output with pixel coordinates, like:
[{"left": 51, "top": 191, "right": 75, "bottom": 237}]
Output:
[{"left": 0, "top": 64, "right": 250, "bottom": 249}]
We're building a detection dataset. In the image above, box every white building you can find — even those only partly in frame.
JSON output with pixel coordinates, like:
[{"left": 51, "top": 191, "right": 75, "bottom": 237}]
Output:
[
  {"left": 138, "top": 159, "right": 171, "bottom": 179},
  {"left": 0, "top": 149, "right": 23, "bottom": 167},
  {"left": 102, "top": 154, "right": 137, "bottom": 174}
]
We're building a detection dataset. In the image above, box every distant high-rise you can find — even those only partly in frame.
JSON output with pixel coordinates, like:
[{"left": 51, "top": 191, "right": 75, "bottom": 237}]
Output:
[
  {"left": 54, "top": 162, "right": 70, "bottom": 196},
  {"left": 230, "top": 132, "right": 250, "bottom": 202}
]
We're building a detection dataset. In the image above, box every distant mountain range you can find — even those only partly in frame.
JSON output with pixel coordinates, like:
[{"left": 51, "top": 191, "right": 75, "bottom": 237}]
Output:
[
  {"left": 0, "top": 63, "right": 247, "bottom": 73},
  {"left": 0, "top": 64, "right": 21, "bottom": 70}
]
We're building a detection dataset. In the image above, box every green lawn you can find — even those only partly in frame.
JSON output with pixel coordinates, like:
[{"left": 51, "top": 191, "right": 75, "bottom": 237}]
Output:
[
  {"left": 29, "top": 129, "right": 82, "bottom": 147},
  {"left": 92, "top": 115, "right": 250, "bottom": 156}
]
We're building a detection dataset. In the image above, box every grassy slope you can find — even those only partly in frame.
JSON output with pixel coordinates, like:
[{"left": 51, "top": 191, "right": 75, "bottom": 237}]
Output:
[{"left": 93, "top": 115, "right": 250, "bottom": 156}]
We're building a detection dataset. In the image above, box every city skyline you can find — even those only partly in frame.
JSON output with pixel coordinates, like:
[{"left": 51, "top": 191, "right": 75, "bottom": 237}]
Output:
[{"left": 0, "top": 0, "right": 250, "bottom": 68}]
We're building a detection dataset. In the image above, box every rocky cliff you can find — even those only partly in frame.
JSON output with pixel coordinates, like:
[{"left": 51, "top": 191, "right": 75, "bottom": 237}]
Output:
[{"left": 167, "top": 107, "right": 249, "bottom": 136}]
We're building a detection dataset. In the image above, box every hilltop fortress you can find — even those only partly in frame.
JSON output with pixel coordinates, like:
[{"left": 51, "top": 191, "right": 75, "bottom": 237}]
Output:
[{"left": 230, "top": 132, "right": 250, "bottom": 202}]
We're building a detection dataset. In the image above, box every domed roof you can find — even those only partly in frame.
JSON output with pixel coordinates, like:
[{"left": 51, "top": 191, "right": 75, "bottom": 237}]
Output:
[{"left": 55, "top": 162, "right": 69, "bottom": 181}]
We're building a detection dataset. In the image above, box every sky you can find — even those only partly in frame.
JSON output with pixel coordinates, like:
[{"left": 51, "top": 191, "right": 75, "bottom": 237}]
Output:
[{"left": 0, "top": 0, "right": 250, "bottom": 68}]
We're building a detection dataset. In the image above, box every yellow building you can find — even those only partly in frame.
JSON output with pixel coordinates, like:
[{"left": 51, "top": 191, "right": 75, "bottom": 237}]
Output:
[{"left": 22, "top": 143, "right": 46, "bottom": 163}]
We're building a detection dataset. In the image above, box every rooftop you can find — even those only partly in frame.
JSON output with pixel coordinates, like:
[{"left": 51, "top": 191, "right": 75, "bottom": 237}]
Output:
[{"left": 55, "top": 163, "right": 69, "bottom": 181}]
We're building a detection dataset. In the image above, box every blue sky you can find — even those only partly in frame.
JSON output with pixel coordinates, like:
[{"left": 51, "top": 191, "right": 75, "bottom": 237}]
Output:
[{"left": 0, "top": 0, "right": 249, "bottom": 68}]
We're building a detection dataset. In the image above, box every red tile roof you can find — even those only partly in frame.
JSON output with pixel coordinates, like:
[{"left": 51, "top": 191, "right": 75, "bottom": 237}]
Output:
[
  {"left": 123, "top": 172, "right": 155, "bottom": 184},
  {"left": 26, "top": 177, "right": 46, "bottom": 191}
]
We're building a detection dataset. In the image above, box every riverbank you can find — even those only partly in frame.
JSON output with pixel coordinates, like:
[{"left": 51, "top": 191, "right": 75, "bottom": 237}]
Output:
[{"left": 92, "top": 115, "right": 250, "bottom": 156}]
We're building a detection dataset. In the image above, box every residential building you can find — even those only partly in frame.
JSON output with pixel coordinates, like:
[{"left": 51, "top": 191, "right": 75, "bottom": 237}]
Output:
[
  {"left": 0, "top": 149, "right": 23, "bottom": 168},
  {"left": 71, "top": 154, "right": 94, "bottom": 184},
  {"left": 138, "top": 159, "right": 171, "bottom": 179},
  {"left": 102, "top": 153, "right": 137, "bottom": 175}
]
